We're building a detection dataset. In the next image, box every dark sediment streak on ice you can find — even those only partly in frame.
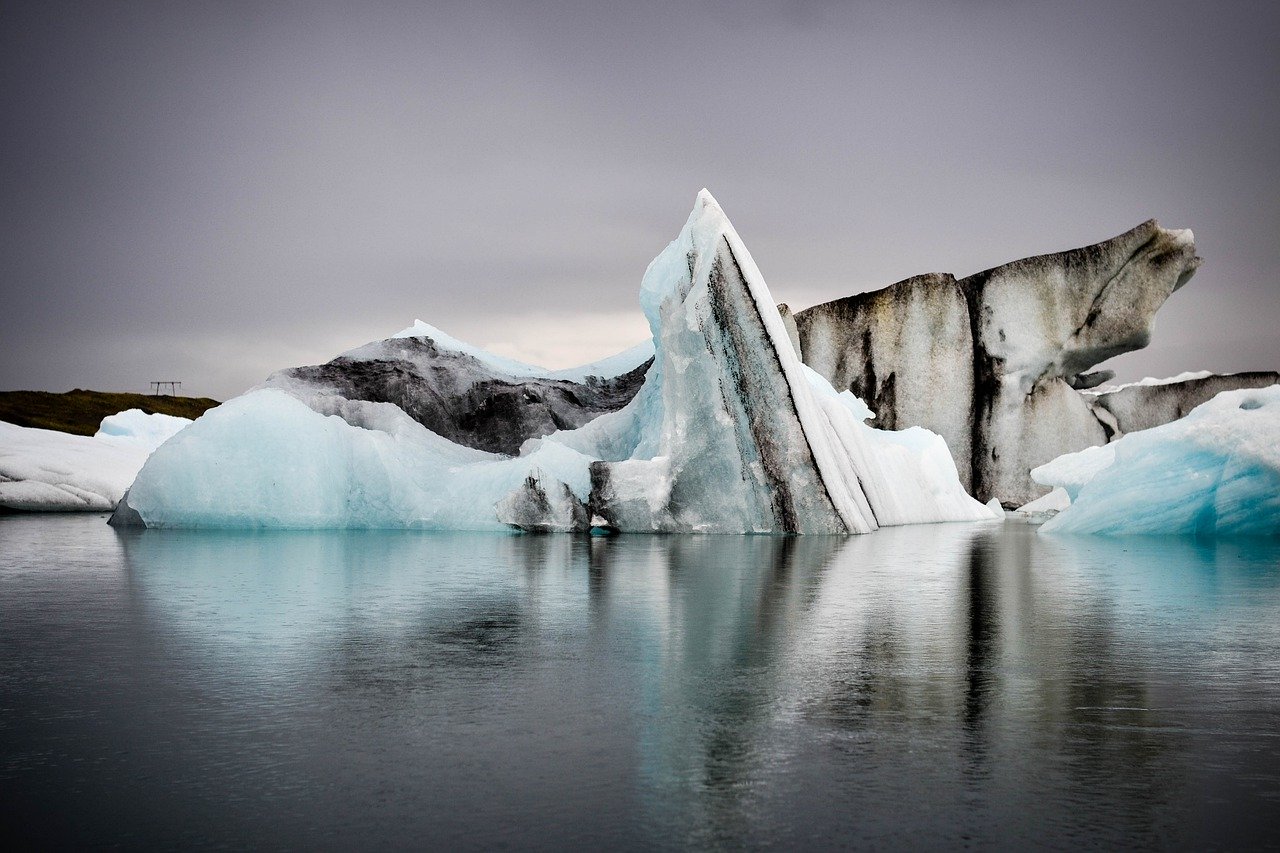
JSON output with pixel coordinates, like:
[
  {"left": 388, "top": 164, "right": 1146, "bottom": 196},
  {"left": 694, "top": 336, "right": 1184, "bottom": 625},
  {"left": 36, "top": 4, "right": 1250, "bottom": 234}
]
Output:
[
  {"left": 793, "top": 220, "right": 1255, "bottom": 506},
  {"left": 270, "top": 337, "right": 651, "bottom": 457},
  {"left": 1087, "top": 371, "right": 1280, "bottom": 435}
]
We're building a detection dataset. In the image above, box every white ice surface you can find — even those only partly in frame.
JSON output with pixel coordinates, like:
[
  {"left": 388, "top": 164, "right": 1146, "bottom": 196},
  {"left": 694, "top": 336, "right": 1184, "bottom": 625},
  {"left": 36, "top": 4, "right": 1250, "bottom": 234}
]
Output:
[
  {"left": 1013, "top": 487, "right": 1071, "bottom": 515},
  {"left": 95, "top": 408, "right": 193, "bottom": 450},
  {"left": 1, "top": 410, "right": 192, "bottom": 511},
  {"left": 123, "top": 390, "right": 597, "bottom": 530},
  {"left": 1034, "top": 385, "right": 1280, "bottom": 535},
  {"left": 1032, "top": 444, "right": 1116, "bottom": 502},
  {"left": 805, "top": 366, "right": 999, "bottom": 527}
]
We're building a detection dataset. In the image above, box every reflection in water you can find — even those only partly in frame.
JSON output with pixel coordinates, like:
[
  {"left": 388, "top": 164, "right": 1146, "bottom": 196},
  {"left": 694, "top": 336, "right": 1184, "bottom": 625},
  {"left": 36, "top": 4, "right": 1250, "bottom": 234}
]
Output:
[
  {"left": 963, "top": 531, "right": 998, "bottom": 774},
  {"left": 2, "top": 514, "right": 1279, "bottom": 849}
]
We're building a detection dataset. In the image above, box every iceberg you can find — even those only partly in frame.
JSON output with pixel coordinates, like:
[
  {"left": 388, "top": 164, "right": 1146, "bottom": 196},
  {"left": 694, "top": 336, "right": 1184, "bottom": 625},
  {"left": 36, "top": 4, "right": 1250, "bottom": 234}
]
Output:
[
  {"left": 1012, "top": 487, "right": 1071, "bottom": 519},
  {"left": 115, "top": 191, "right": 997, "bottom": 532},
  {"left": 94, "top": 408, "right": 193, "bottom": 449},
  {"left": 112, "top": 388, "right": 599, "bottom": 530},
  {"left": 791, "top": 220, "right": 1265, "bottom": 507},
  {"left": 1033, "top": 385, "right": 1280, "bottom": 536},
  {"left": 0, "top": 409, "right": 191, "bottom": 512}
]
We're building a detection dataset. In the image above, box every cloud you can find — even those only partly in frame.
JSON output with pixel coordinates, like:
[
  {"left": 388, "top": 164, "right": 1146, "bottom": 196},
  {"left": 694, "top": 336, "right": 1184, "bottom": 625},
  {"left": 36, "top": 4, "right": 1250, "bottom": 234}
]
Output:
[{"left": 2, "top": 0, "right": 1277, "bottom": 400}]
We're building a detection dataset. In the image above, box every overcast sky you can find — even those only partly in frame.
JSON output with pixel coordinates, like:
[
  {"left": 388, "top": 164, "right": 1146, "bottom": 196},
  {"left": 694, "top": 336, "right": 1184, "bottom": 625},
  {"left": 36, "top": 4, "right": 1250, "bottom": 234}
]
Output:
[{"left": 2, "top": 0, "right": 1277, "bottom": 400}]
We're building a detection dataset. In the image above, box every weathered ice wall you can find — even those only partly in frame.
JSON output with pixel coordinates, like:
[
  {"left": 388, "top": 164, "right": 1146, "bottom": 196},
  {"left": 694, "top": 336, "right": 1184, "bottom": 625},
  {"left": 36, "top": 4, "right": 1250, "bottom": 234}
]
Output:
[{"left": 793, "top": 220, "right": 1268, "bottom": 506}]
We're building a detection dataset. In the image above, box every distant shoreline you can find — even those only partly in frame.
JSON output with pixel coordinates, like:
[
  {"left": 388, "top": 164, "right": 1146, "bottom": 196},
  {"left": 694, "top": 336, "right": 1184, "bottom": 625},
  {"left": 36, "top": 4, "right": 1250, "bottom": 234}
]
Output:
[{"left": 0, "top": 390, "right": 220, "bottom": 436}]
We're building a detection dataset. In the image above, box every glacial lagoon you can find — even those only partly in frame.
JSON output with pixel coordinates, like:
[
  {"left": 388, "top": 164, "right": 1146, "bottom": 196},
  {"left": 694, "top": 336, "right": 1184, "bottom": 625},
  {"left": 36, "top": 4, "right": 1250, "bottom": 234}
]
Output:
[{"left": 2, "top": 514, "right": 1279, "bottom": 849}]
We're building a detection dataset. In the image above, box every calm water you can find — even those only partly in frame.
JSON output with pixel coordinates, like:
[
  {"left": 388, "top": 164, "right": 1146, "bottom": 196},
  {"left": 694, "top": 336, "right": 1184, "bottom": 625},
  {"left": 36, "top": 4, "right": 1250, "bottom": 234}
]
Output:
[{"left": 2, "top": 515, "right": 1279, "bottom": 850}]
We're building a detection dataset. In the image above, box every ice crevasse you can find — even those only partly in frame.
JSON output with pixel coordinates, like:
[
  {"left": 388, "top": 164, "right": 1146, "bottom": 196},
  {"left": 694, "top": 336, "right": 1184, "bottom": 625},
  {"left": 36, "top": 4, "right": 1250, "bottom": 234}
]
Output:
[
  {"left": 113, "top": 191, "right": 999, "bottom": 532},
  {"left": 1033, "top": 385, "right": 1280, "bottom": 536}
]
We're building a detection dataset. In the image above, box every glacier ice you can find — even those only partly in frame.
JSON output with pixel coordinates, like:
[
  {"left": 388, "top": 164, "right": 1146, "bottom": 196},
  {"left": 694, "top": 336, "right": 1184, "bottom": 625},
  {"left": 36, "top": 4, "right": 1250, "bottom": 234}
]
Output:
[
  {"left": 116, "top": 389, "right": 599, "bottom": 530},
  {"left": 115, "top": 191, "right": 997, "bottom": 532},
  {"left": 0, "top": 409, "right": 191, "bottom": 512},
  {"left": 794, "top": 220, "right": 1229, "bottom": 506},
  {"left": 1084, "top": 370, "right": 1279, "bottom": 436},
  {"left": 95, "top": 408, "right": 193, "bottom": 449},
  {"left": 1033, "top": 385, "right": 1280, "bottom": 536},
  {"left": 1012, "top": 487, "right": 1070, "bottom": 519}
]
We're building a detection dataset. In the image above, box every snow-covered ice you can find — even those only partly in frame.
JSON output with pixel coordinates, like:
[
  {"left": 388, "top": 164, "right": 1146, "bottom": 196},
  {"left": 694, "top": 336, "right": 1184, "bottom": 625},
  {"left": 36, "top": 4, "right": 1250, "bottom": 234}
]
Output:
[
  {"left": 0, "top": 409, "right": 191, "bottom": 512},
  {"left": 1033, "top": 385, "right": 1280, "bottom": 536},
  {"left": 1082, "top": 370, "right": 1215, "bottom": 395}
]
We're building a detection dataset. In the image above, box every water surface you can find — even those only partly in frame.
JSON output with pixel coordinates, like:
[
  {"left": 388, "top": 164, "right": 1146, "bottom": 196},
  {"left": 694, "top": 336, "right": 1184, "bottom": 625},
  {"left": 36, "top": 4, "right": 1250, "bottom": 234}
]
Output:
[{"left": 2, "top": 515, "right": 1279, "bottom": 849}]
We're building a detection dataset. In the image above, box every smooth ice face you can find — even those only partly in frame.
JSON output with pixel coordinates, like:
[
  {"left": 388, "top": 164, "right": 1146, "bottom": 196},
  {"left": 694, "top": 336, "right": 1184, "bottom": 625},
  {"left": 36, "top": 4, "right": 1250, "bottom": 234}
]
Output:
[
  {"left": 0, "top": 410, "right": 191, "bottom": 512},
  {"left": 1034, "top": 385, "right": 1280, "bottom": 536},
  {"left": 119, "top": 389, "right": 598, "bottom": 530}
]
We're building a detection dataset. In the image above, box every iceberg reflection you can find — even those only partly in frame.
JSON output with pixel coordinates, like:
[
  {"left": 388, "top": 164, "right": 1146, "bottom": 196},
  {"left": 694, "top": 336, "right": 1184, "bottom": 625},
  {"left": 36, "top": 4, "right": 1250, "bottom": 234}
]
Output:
[{"left": 106, "top": 522, "right": 1280, "bottom": 848}]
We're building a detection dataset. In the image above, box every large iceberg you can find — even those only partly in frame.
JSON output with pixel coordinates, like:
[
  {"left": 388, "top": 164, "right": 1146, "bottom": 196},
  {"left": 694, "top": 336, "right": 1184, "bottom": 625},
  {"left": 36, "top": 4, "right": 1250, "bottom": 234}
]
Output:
[
  {"left": 114, "top": 191, "right": 997, "bottom": 532},
  {"left": 0, "top": 409, "right": 191, "bottom": 512},
  {"left": 1033, "top": 385, "right": 1280, "bottom": 536}
]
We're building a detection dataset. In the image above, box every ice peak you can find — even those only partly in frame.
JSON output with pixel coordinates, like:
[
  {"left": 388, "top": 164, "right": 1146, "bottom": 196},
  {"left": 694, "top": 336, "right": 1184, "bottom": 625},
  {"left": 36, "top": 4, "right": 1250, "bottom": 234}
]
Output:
[{"left": 391, "top": 318, "right": 447, "bottom": 340}]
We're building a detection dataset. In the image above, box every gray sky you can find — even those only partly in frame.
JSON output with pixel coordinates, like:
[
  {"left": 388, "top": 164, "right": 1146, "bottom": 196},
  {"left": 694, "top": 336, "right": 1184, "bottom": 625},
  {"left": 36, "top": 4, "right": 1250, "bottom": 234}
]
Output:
[{"left": 3, "top": 0, "right": 1277, "bottom": 400}]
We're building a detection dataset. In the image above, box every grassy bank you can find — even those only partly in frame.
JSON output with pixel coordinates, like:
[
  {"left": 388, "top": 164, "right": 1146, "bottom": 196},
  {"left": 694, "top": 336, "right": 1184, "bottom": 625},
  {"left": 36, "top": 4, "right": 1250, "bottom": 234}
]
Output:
[{"left": 0, "top": 389, "right": 221, "bottom": 436}]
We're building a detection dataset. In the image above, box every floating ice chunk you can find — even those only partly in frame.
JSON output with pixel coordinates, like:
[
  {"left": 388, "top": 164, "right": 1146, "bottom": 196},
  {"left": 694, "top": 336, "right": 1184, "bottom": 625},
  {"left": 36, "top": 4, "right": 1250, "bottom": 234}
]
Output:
[
  {"left": 795, "top": 220, "right": 1203, "bottom": 506},
  {"left": 1032, "top": 444, "right": 1116, "bottom": 502},
  {"left": 116, "top": 389, "right": 597, "bottom": 529},
  {"left": 1035, "top": 385, "right": 1280, "bottom": 536},
  {"left": 577, "top": 189, "right": 882, "bottom": 534},
  {"left": 266, "top": 321, "right": 653, "bottom": 458},
  {"left": 95, "top": 408, "right": 193, "bottom": 450},
  {"left": 1, "top": 409, "right": 192, "bottom": 512},
  {"left": 1014, "top": 487, "right": 1070, "bottom": 516}
]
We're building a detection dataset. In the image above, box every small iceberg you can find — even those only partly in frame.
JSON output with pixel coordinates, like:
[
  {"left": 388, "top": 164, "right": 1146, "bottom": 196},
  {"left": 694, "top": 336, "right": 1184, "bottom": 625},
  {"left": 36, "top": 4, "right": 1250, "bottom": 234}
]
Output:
[{"left": 1033, "top": 386, "right": 1280, "bottom": 536}]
